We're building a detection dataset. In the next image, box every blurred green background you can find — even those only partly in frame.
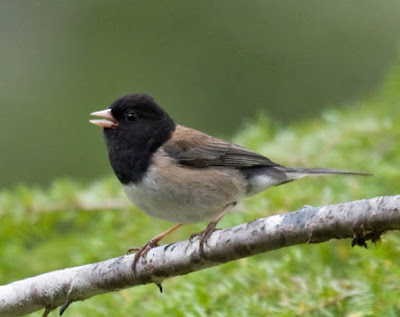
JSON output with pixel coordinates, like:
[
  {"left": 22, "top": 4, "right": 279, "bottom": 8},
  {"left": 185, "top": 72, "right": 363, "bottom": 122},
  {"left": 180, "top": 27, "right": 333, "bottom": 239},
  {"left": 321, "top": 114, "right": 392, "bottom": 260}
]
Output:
[
  {"left": 1, "top": 2, "right": 400, "bottom": 316},
  {"left": 1, "top": 0, "right": 400, "bottom": 189}
]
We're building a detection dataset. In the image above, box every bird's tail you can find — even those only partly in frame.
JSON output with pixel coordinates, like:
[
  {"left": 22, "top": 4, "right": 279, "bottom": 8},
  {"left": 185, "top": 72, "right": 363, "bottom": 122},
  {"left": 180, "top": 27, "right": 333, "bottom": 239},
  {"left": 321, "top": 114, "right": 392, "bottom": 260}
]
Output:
[{"left": 275, "top": 166, "right": 372, "bottom": 180}]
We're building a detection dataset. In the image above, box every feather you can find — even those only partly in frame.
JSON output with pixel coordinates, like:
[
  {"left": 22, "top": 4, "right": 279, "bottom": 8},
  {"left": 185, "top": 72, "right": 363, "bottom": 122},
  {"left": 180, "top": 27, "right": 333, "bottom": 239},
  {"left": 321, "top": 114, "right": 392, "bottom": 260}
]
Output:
[{"left": 163, "top": 125, "right": 277, "bottom": 168}]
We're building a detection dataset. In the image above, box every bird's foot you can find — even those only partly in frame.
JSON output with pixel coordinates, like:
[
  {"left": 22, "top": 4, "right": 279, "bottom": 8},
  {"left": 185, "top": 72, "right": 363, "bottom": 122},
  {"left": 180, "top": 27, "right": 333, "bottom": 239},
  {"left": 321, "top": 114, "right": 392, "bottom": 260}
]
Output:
[
  {"left": 127, "top": 238, "right": 159, "bottom": 272},
  {"left": 190, "top": 203, "right": 236, "bottom": 257},
  {"left": 127, "top": 223, "right": 184, "bottom": 273},
  {"left": 190, "top": 222, "right": 220, "bottom": 257},
  {"left": 189, "top": 226, "right": 221, "bottom": 241}
]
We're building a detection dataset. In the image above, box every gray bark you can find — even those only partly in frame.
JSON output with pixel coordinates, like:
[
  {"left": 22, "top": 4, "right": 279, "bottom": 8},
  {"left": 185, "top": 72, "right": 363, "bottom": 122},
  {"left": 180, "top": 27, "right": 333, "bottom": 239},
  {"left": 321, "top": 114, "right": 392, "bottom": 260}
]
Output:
[{"left": 0, "top": 195, "right": 399, "bottom": 317}]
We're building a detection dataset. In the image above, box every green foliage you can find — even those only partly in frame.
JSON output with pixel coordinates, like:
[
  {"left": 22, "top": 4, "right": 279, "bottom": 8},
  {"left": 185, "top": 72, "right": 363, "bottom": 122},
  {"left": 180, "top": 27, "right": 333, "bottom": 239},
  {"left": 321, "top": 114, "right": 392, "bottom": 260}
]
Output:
[{"left": 1, "top": 64, "right": 399, "bottom": 316}]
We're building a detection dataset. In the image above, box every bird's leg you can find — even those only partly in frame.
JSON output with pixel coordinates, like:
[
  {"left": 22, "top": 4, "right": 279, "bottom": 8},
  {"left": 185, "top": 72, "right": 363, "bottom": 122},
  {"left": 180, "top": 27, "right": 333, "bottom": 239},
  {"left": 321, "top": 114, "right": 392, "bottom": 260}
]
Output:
[
  {"left": 192, "top": 202, "right": 236, "bottom": 256},
  {"left": 128, "top": 223, "right": 183, "bottom": 272}
]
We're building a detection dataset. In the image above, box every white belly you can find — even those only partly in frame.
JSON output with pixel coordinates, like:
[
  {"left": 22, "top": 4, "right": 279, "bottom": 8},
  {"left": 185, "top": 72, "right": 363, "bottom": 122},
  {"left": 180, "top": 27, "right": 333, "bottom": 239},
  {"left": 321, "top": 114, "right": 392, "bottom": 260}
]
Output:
[
  {"left": 123, "top": 158, "right": 246, "bottom": 224},
  {"left": 123, "top": 183, "right": 221, "bottom": 223}
]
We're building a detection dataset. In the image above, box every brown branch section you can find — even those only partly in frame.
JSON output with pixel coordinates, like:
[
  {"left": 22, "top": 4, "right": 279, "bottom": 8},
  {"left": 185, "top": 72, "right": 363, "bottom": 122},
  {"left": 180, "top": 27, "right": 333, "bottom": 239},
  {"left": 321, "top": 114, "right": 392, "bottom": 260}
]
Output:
[{"left": 0, "top": 195, "right": 399, "bottom": 317}]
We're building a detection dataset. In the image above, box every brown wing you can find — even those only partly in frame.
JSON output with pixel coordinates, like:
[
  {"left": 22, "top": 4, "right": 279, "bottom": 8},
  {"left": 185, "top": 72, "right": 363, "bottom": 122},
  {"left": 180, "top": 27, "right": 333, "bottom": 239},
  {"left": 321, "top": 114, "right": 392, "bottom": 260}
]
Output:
[{"left": 162, "top": 125, "right": 278, "bottom": 168}]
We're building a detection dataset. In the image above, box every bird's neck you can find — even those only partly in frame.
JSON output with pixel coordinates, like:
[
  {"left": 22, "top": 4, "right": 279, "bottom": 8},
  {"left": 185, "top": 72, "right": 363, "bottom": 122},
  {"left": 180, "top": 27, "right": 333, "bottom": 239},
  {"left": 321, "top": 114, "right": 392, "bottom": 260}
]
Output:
[{"left": 105, "top": 120, "right": 175, "bottom": 184}]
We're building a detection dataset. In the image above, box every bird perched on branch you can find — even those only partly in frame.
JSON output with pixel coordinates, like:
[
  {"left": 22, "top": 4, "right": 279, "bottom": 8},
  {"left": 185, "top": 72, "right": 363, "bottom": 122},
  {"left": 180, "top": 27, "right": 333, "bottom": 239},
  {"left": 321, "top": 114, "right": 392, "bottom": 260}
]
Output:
[{"left": 90, "top": 94, "right": 369, "bottom": 270}]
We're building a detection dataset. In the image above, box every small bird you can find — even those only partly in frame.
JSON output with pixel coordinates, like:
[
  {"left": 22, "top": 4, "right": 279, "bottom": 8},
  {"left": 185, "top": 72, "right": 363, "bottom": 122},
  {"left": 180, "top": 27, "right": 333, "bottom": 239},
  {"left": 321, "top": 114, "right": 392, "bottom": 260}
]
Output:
[{"left": 90, "top": 94, "right": 369, "bottom": 268}]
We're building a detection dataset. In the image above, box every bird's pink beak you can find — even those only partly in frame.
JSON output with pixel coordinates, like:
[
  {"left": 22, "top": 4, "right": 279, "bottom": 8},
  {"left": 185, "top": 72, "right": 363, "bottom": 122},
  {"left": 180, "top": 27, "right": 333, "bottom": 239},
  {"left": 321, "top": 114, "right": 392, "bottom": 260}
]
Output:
[{"left": 90, "top": 109, "right": 118, "bottom": 129}]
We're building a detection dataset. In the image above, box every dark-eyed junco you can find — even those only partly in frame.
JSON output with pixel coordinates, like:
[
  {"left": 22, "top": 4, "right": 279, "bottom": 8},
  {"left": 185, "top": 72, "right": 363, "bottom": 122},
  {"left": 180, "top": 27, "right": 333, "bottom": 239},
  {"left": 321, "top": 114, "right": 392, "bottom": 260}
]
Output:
[{"left": 90, "top": 94, "right": 369, "bottom": 268}]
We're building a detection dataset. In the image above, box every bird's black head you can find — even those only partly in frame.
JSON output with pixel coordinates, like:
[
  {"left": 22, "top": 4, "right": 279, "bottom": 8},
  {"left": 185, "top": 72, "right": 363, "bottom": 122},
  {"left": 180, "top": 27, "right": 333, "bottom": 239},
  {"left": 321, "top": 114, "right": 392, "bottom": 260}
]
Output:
[{"left": 91, "top": 94, "right": 176, "bottom": 184}]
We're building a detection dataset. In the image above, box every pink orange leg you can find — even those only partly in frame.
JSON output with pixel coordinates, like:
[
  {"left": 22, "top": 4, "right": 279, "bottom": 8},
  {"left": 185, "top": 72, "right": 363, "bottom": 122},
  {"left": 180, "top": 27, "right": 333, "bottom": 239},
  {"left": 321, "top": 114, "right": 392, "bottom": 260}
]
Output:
[
  {"left": 193, "top": 202, "right": 236, "bottom": 256},
  {"left": 129, "top": 223, "right": 184, "bottom": 272}
]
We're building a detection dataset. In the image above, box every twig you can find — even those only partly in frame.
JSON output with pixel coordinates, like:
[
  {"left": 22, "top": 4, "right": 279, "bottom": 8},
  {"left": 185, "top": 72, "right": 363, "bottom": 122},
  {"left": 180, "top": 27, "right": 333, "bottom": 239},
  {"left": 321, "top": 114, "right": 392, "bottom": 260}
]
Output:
[
  {"left": 0, "top": 195, "right": 399, "bottom": 317},
  {"left": 0, "top": 199, "right": 130, "bottom": 216}
]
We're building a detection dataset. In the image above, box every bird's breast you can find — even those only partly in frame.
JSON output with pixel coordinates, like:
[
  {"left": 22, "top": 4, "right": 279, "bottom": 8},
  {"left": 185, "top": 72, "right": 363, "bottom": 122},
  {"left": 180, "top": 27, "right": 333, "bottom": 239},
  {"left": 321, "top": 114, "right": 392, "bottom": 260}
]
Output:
[{"left": 123, "top": 150, "right": 247, "bottom": 224}]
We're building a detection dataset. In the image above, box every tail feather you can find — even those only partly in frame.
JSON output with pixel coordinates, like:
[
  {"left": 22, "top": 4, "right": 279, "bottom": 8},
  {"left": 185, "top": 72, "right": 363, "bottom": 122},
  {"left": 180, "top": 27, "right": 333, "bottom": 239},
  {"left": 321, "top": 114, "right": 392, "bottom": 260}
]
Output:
[{"left": 276, "top": 166, "right": 372, "bottom": 180}]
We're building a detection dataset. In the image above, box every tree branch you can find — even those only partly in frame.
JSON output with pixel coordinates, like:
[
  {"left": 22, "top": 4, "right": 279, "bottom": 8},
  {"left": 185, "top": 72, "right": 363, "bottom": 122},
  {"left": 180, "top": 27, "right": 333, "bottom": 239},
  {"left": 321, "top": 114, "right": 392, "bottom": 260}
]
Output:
[{"left": 1, "top": 195, "right": 399, "bottom": 317}]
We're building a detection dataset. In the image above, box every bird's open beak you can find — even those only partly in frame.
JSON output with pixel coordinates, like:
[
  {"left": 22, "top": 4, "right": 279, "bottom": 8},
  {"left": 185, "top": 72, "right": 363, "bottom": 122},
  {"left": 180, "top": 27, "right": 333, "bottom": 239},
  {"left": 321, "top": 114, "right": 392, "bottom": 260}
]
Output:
[{"left": 90, "top": 109, "right": 118, "bottom": 129}]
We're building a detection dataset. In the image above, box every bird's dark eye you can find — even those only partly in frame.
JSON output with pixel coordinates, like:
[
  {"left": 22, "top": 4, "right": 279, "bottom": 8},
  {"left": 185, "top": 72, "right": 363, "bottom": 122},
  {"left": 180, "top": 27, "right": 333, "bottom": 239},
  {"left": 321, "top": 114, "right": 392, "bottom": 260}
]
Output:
[{"left": 126, "top": 112, "right": 138, "bottom": 122}]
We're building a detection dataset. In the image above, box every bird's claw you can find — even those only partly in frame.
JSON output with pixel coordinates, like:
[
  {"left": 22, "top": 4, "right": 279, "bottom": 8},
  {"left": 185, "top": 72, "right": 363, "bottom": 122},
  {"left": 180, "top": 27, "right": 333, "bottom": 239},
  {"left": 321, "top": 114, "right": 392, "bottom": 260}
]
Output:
[
  {"left": 129, "top": 239, "right": 160, "bottom": 272},
  {"left": 191, "top": 222, "right": 219, "bottom": 256}
]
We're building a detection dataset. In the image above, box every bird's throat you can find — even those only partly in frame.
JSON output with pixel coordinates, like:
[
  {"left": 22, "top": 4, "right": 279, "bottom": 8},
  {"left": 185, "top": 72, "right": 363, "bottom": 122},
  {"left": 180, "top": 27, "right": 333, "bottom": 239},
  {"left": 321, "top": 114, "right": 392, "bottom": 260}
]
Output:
[{"left": 104, "top": 120, "right": 175, "bottom": 184}]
